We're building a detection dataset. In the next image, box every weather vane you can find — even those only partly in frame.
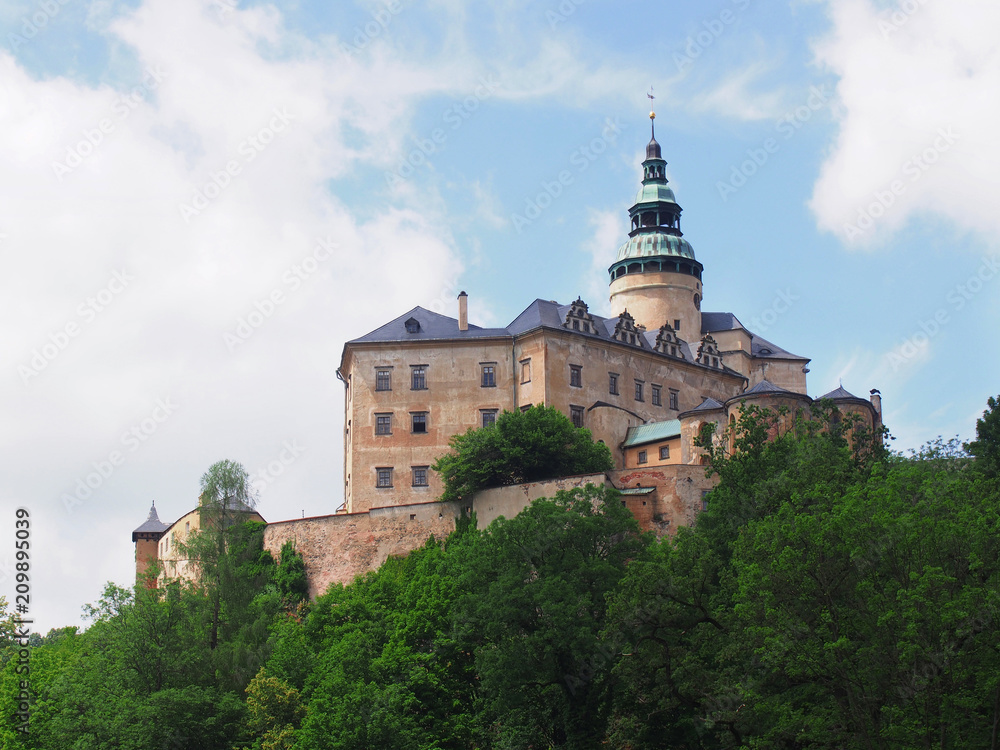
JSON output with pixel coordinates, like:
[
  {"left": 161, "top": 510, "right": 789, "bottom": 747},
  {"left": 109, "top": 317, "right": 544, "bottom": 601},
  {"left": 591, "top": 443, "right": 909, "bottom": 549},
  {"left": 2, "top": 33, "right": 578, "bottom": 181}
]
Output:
[{"left": 647, "top": 86, "right": 656, "bottom": 137}]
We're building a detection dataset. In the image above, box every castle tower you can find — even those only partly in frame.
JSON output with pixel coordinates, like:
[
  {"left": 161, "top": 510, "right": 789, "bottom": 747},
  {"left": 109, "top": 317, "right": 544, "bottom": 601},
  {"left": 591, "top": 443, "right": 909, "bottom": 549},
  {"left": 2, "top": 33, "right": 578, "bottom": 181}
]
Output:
[
  {"left": 609, "top": 111, "right": 703, "bottom": 340},
  {"left": 132, "top": 502, "right": 168, "bottom": 587}
]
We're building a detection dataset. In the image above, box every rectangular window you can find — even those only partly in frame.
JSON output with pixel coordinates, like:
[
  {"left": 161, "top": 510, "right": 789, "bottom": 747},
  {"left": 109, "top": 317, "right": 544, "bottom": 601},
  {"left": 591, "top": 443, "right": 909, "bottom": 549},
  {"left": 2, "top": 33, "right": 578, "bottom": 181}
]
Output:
[
  {"left": 481, "top": 364, "right": 496, "bottom": 388},
  {"left": 609, "top": 373, "right": 619, "bottom": 395},
  {"left": 570, "top": 405, "right": 584, "bottom": 428},
  {"left": 410, "top": 366, "right": 426, "bottom": 390},
  {"left": 520, "top": 359, "right": 531, "bottom": 383},
  {"left": 701, "top": 490, "right": 710, "bottom": 511},
  {"left": 570, "top": 365, "right": 582, "bottom": 388},
  {"left": 375, "top": 413, "right": 392, "bottom": 435},
  {"left": 674, "top": 319, "right": 681, "bottom": 332},
  {"left": 481, "top": 409, "right": 498, "bottom": 428},
  {"left": 635, "top": 380, "right": 644, "bottom": 402},
  {"left": 375, "top": 368, "right": 391, "bottom": 391},
  {"left": 638, "top": 450, "right": 647, "bottom": 464},
  {"left": 659, "top": 445, "right": 670, "bottom": 460},
  {"left": 412, "top": 466, "right": 428, "bottom": 487},
  {"left": 411, "top": 412, "right": 427, "bottom": 434},
  {"left": 520, "top": 404, "right": 532, "bottom": 412},
  {"left": 651, "top": 384, "right": 661, "bottom": 406},
  {"left": 669, "top": 389, "right": 679, "bottom": 410},
  {"left": 376, "top": 467, "right": 393, "bottom": 488}
]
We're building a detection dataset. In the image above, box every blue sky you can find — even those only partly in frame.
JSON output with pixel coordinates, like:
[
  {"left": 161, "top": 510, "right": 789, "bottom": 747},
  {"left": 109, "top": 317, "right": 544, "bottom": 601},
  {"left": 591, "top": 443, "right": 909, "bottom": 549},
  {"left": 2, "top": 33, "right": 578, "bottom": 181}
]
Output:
[{"left": 2, "top": 0, "right": 998, "bottom": 631}]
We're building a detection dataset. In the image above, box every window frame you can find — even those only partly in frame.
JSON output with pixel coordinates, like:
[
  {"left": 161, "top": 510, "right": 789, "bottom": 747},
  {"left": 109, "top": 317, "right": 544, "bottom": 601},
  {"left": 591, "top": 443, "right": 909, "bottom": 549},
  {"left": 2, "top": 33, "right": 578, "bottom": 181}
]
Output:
[
  {"left": 411, "top": 466, "right": 429, "bottom": 487},
  {"left": 569, "top": 364, "right": 582, "bottom": 388},
  {"left": 638, "top": 450, "right": 647, "bottom": 464},
  {"left": 375, "top": 368, "right": 392, "bottom": 392},
  {"left": 376, "top": 467, "right": 393, "bottom": 488},
  {"left": 520, "top": 359, "right": 531, "bottom": 384},
  {"left": 411, "top": 411, "right": 428, "bottom": 434},
  {"left": 410, "top": 365, "right": 427, "bottom": 391},
  {"left": 375, "top": 413, "right": 392, "bottom": 435},
  {"left": 651, "top": 384, "right": 661, "bottom": 406},
  {"left": 634, "top": 380, "right": 645, "bottom": 402},
  {"left": 481, "top": 363, "right": 496, "bottom": 388},
  {"left": 659, "top": 445, "right": 670, "bottom": 460},
  {"left": 570, "top": 405, "right": 584, "bottom": 428},
  {"left": 609, "top": 372, "right": 619, "bottom": 395},
  {"left": 669, "top": 389, "right": 679, "bottom": 410},
  {"left": 481, "top": 409, "right": 498, "bottom": 428}
]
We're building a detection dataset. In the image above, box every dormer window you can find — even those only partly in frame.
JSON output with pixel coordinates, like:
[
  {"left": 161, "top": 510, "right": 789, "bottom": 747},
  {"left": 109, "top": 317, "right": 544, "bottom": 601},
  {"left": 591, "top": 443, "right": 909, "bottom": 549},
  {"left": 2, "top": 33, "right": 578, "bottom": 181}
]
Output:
[
  {"left": 563, "top": 298, "right": 596, "bottom": 336},
  {"left": 404, "top": 317, "right": 420, "bottom": 334},
  {"left": 612, "top": 310, "right": 643, "bottom": 347}
]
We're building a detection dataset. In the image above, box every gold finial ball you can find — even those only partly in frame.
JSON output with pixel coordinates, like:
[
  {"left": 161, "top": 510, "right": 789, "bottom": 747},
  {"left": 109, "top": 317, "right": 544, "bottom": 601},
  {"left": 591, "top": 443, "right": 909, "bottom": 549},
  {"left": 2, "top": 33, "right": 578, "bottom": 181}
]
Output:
[{"left": 649, "top": 111, "right": 656, "bottom": 119}]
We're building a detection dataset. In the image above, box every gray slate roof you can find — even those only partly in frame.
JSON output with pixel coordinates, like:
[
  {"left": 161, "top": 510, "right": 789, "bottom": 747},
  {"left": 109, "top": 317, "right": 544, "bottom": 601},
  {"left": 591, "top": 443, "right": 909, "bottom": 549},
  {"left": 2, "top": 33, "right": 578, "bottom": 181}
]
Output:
[
  {"left": 132, "top": 503, "right": 169, "bottom": 541},
  {"left": 743, "top": 379, "right": 792, "bottom": 395},
  {"left": 702, "top": 311, "right": 808, "bottom": 361},
  {"left": 350, "top": 306, "right": 511, "bottom": 344}
]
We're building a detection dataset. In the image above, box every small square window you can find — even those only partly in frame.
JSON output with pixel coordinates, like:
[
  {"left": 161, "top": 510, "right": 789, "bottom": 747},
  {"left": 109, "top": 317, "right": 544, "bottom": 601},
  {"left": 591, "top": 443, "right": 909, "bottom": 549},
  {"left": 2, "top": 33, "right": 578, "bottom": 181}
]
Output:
[
  {"left": 411, "top": 366, "right": 426, "bottom": 390},
  {"left": 570, "top": 405, "right": 584, "bottom": 428},
  {"left": 651, "top": 385, "right": 661, "bottom": 406},
  {"left": 570, "top": 365, "right": 582, "bottom": 388},
  {"left": 609, "top": 373, "right": 619, "bottom": 395},
  {"left": 635, "top": 381, "right": 644, "bottom": 402},
  {"left": 411, "top": 412, "right": 427, "bottom": 433},
  {"left": 412, "top": 466, "right": 428, "bottom": 487},
  {"left": 375, "top": 368, "right": 391, "bottom": 391},
  {"left": 481, "top": 409, "right": 498, "bottom": 428},
  {"left": 375, "top": 413, "right": 392, "bottom": 435},
  {"left": 481, "top": 364, "right": 496, "bottom": 388},
  {"left": 520, "top": 359, "right": 531, "bottom": 384},
  {"left": 638, "top": 450, "right": 647, "bottom": 464},
  {"left": 376, "top": 467, "right": 393, "bottom": 488},
  {"left": 669, "top": 389, "right": 679, "bottom": 410},
  {"left": 659, "top": 445, "right": 670, "bottom": 460}
]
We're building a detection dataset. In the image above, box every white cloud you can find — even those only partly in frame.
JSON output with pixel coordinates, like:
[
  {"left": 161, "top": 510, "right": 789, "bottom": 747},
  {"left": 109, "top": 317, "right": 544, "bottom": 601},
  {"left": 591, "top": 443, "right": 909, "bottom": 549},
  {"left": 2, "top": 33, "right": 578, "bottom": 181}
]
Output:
[{"left": 809, "top": 0, "right": 1000, "bottom": 247}]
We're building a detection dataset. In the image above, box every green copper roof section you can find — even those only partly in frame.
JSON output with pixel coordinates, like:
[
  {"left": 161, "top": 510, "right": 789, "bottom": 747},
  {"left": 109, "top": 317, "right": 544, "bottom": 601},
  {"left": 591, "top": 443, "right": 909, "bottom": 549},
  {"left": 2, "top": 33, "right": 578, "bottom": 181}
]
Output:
[
  {"left": 615, "top": 232, "right": 695, "bottom": 262},
  {"left": 634, "top": 182, "right": 677, "bottom": 206},
  {"left": 622, "top": 419, "right": 682, "bottom": 447}
]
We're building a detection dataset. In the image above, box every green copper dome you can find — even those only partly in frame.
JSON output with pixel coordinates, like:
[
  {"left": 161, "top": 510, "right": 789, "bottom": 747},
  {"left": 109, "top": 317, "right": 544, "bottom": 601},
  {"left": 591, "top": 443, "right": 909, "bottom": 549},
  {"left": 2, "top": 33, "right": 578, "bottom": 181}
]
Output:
[
  {"left": 615, "top": 232, "right": 695, "bottom": 262},
  {"left": 633, "top": 183, "right": 677, "bottom": 206}
]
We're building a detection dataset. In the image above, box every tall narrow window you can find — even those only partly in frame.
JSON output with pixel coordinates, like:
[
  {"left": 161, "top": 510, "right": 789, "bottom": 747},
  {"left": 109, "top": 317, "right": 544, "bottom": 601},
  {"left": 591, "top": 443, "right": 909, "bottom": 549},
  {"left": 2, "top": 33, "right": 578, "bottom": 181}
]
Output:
[
  {"left": 411, "top": 366, "right": 426, "bottom": 390},
  {"left": 635, "top": 380, "right": 644, "bottom": 402},
  {"left": 412, "top": 466, "right": 429, "bottom": 487},
  {"left": 570, "top": 405, "right": 584, "bottom": 428},
  {"left": 651, "top": 384, "right": 662, "bottom": 406},
  {"left": 569, "top": 365, "right": 582, "bottom": 388},
  {"left": 376, "top": 467, "right": 393, "bottom": 488},
  {"left": 481, "top": 364, "right": 496, "bottom": 388},
  {"left": 659, "top": 445, "right": 670, "bottom": 460},
  {"left": 520, "top": 359, "right": 531, "bottom": 383},
  {"left": 481, "top": 409, "right": 498, "bottom": 428},
  {"left": 375, "top": 368, "right": 391, "bottom": 391},
  {"left": 375, "top": 413, "right": 392, "bottom": 435},
  {"left": 609, "top": 373, "right": 619, "bottom": 395},
  {"left": 638, "top": 450, "right": 648, "bottom": 464},
  {"left": 669, "top": 389, "right": 679, "bottom": 410},
  {"left": 411, "top": 412, "right": 427, "bottom": 434}
]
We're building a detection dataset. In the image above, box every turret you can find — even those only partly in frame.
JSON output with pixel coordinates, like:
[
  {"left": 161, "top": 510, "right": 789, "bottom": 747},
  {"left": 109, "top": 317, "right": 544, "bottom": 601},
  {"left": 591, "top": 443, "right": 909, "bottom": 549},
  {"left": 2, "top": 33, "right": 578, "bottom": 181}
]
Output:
[
  {"left": 131, "top": 502, "right": 168, "bottom": 587},
  {"left": 609, "top": 110, "right": 703, "bottom": 339}
]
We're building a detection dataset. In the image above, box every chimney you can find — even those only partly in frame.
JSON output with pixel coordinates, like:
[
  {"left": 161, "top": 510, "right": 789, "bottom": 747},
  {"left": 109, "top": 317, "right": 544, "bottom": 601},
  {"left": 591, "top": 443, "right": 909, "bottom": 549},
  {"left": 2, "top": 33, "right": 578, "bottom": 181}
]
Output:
[
  {"left": 458, "top": 291, "right": 468, "bottom": 331},
  {"left": 870, "top": 388, "right": 882, "bottom": 420}
]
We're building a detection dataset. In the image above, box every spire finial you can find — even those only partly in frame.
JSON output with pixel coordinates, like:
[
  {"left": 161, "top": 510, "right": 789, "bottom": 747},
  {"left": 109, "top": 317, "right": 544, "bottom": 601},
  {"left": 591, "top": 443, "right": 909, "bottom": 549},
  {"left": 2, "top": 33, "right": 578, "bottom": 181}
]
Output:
[{"left": 647, "top": 86, "right": 656, "bottom": 139}]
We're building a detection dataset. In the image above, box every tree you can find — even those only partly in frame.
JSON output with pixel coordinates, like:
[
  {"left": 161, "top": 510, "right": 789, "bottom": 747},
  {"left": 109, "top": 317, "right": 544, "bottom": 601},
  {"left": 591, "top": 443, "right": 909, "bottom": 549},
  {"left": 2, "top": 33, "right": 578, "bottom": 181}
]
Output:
[
  {"left": 432, "top": 404, "right": 614, "bottom": 502},
  {"left": 967, "top": 394, "right": 1000, "bottom": 478}
]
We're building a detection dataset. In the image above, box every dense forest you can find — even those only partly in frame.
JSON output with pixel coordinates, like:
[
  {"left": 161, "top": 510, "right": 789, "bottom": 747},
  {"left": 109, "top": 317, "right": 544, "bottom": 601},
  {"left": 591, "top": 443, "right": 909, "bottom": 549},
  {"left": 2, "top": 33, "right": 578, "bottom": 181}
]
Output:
[{"left": 2, "top": 397, "right": 999, "bottom": 749}]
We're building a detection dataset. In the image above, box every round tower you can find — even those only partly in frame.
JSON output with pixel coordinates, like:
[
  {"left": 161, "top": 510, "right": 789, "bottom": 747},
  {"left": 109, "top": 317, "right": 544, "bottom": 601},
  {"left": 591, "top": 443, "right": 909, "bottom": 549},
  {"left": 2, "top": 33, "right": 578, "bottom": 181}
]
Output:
[{"left": 609, "top": 111, "right": 703, "bottom": 340}]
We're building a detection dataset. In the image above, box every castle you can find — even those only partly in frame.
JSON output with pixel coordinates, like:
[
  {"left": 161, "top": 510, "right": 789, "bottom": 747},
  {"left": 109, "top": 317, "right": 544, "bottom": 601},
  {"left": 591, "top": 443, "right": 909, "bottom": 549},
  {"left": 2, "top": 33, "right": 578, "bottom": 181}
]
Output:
[{"left": 134, "top": 114, "right": 881, "bottom": 596}]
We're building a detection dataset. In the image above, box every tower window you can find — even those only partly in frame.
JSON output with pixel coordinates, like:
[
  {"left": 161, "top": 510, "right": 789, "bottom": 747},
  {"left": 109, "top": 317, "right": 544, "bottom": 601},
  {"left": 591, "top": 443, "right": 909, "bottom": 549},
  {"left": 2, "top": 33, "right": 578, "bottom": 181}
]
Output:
[
  {"left": 411, "top": 412, "right": 427, "bottom": 434},
  {"left": 375, "top": 368, "right": 391, "bottom": 391},
  {"left": 375, "top": 413, "right": 392, "bottom": 435},
  {"left": 651, "top": 384, "right": 662, "bottom": 406},
  {"left": 411, "top": 366, "right": 426, "bottom": 390},
  {"left": 570, "top": 405, "right": 584, "bottom": 428},
  {"left": 609, "top": 373, "right": 619, "bottom": 395},
  {"left": 376, "top": 468, "right": 393, "bottom": 488},
  {"left": 570, "top": 365, "right": 582, "bottom": 388}
]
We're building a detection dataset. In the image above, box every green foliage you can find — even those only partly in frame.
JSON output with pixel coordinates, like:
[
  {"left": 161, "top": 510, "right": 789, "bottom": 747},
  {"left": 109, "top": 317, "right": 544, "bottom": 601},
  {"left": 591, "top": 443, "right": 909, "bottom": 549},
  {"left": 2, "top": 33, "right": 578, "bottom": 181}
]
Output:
[
  {"left": 274, "top": 540, "right": 309, "bottom": 606},
  {"left": 966, "top": 393, "right": 1000, "bottom": 478},
  {"left": 431, "top": 404, "right": 614, "bottom": 502}
]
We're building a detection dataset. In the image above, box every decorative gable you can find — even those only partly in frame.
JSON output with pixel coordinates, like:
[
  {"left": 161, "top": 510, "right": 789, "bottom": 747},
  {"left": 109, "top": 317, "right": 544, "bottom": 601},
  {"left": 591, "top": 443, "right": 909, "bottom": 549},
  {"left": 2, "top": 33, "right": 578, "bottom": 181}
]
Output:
[
  {"left": 612, "top": 310, "right": 644, "bottom": 347},
  {"left": 654, "top": 322, "right": 685, "bottom": 358},
  {"left": 696, "top": 334, "right": 723, "bottom": 369},
  {"left": 563, "top": 297, "right": 596, "bottom": 334}
]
